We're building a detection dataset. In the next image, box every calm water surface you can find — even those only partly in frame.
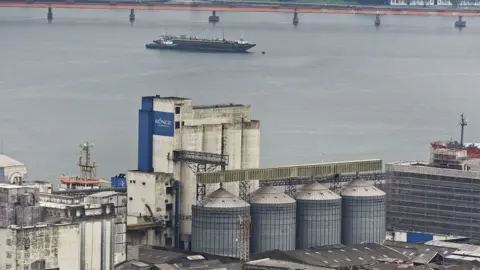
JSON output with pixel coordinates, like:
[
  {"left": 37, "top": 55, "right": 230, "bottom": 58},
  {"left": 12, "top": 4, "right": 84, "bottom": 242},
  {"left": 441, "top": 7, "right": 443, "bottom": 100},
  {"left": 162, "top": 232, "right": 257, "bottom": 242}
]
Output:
[{"left": 1, "top": 8, "right": 480, "bottom": 181}]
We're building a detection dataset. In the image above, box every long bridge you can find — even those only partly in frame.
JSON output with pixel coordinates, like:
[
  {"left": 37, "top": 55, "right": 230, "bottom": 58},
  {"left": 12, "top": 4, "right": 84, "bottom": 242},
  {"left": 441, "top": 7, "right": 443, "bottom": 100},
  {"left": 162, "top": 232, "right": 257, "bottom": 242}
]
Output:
[{"left": 1, "top": 0, "right": 479, "bottom": 24}]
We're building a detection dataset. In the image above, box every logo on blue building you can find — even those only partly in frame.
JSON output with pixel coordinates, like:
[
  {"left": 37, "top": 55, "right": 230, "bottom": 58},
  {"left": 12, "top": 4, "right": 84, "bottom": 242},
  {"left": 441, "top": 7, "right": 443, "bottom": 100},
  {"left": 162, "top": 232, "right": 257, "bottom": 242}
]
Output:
[
  {"left": 153, "top": 111, "right": 175, "bottom": 137},
  {"left": 155, "top": 118, "right": 172, "bottom": 128}
]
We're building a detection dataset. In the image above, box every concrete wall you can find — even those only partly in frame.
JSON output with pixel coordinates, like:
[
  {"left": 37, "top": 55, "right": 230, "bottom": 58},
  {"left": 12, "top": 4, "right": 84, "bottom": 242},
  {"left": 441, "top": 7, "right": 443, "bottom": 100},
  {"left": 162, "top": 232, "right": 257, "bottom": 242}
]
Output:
[
  {"left": 179, "top": 125, "right": 203, "bottom": 237},
  {"left": 85, "top": 193, "right": 127, "bottom": 265},
  {"left": 242, "top": 121, "right": 261, "bottom": 192},
  {"left": 0, "top": 185, "right": 39, "bottom": 227},
  {"left": 127, "top": 171, "right": 173, "bottom": 225},
  {"left": 126, "top": 171, "right": 175, "bottom": 248},
  {"left": 82, "top": 219, "right": 113, "bottom": 270},
  {"left": 58, "top": 225, "right": 82, "bottom": 270},
  {"left": 189, "top": 105, "right": 251, "bottom": 125},
  {"left": 0, "top": 224, "right": 81, "bottom": 270}
]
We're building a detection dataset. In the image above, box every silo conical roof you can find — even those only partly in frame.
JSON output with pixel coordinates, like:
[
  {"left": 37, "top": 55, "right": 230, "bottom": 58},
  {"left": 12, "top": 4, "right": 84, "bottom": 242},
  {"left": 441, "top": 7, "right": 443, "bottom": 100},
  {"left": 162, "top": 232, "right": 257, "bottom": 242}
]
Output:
[
  {"left": 340, "top": 178, "right": 385, "bottom": 197},
  {"left": 202, "top": 187, "right": 249, "bottom": 208},
  {"left": 296, "top": 182, "right": 341, "bottom": 200},
  {"left": 250, "top": 186, "right": 295, "bottom": 204}
]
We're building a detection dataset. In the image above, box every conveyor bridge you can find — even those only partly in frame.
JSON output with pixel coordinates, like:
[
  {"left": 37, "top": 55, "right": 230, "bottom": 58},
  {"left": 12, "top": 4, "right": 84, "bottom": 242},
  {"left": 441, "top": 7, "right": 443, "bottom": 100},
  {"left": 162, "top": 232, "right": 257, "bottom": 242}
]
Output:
[{"left": 196, "top": 159, "right": 382, "bottom": 184}]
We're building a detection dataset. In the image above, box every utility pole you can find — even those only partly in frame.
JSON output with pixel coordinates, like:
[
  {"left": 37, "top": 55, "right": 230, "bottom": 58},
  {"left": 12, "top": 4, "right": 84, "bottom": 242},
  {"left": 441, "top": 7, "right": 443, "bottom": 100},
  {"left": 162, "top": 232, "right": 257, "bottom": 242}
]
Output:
[{"left": 460, "top": 114, "right": 467, "bottom": 147}]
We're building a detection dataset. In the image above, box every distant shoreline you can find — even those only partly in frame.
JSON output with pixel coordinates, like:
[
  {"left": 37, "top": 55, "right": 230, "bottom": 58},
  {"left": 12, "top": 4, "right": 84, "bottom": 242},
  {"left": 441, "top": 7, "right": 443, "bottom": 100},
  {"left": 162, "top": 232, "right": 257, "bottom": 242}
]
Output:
[{"left": 0, "top": 1, "right": 479, "bottom": 16}]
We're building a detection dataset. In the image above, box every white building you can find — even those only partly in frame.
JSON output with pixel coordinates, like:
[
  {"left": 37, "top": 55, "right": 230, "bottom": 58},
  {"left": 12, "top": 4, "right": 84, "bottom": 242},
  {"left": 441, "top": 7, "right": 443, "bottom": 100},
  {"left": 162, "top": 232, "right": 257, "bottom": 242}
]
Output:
[
  {"left": 0, "top": 184, "right": 116, "bottom": 270},
  {"left": 85, "top": 191, "right": 127, "bottom": 265},
  {"left": 127, "top": 96, "right": 260, "bottom": 249},
  {"left": 0, "top": 154, "right": 28, "bottom": 185}
]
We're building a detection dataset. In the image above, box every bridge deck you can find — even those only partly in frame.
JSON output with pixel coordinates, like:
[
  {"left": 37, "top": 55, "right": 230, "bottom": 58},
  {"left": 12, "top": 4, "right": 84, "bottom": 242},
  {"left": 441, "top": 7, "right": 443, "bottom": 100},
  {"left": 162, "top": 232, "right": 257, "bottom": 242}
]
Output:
[
  {"left": 196, "top": 159, "right": 382, "bottom": 184},
  {"left": 1, "top": 2, "right": 479, "bottom": 16}
]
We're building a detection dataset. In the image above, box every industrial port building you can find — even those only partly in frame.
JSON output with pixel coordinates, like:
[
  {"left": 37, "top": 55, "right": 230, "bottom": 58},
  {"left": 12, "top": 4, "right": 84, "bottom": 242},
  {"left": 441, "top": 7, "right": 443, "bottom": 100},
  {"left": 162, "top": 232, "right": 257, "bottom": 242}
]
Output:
[
  {"left": 127, "top": 95, "right": 261, "bottom": 249},
  {"left": 386, "top": 148, "right": 480, "bottom": 239},
  {"left": 126, "top": 94, "right": 388, "bottom": 255}
]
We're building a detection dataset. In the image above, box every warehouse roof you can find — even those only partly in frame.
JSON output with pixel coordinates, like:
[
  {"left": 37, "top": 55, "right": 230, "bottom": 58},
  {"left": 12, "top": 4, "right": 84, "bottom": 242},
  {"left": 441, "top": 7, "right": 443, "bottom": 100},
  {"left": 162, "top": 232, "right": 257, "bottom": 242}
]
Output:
[
  {"left": 251, "top": 243, "right": 410, "bottom": 268},
  {"left": 139, "top": 248, "right": 185, "bottom": 264},
  {"left": 248, "top": 258, "right": 331, "bottom": 270},
  {"left": 384, "top": 240, "right": 458, "bottom": 257},
  {"left": 155, "top": 260, "right": 241, "bottom": 270},
  {"left": 425, "top": 240, "right": 480, "bottom": 255}
]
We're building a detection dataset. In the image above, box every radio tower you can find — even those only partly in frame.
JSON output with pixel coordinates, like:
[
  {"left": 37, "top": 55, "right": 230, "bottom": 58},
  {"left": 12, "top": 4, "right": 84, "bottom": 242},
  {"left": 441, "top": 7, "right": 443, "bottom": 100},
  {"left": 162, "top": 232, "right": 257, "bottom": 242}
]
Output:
[
  {"left": 78, "top": 142, "right": 97, "bottom": 180},
  {"left": 460, "top": 114, "right": 467, "bottom": 147},
  {"left": 238, "top": 215, "right": 251, "bottom": 270}
]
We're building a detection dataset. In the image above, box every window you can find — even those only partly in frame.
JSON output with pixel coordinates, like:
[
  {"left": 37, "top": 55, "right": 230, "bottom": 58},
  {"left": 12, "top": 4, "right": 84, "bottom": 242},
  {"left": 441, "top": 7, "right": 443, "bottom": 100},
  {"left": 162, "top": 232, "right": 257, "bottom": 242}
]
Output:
[
  {"left": 175, "top": 107, "right": 181, "bottom": 114},
  {"left": 175, "top": 121, "right": 180, "bottom": 129}
]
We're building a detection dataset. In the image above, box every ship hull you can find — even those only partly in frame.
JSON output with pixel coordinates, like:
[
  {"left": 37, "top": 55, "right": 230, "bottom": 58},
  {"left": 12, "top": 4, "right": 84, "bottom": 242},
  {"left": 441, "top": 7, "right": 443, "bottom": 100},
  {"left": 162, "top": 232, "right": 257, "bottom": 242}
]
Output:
[{"left": 145, "top": 42, "right": 255, "bottom": 53}]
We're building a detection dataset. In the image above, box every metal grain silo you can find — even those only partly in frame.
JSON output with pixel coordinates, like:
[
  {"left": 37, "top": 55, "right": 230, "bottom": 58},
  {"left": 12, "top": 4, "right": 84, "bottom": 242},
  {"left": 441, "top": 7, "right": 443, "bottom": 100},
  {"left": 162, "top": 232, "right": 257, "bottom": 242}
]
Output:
[
  {"left": 296, "top": 182, "right": 342, "bottom": 249},
  {"left": 341, "top": 179, "right": 386, "bottom": 245},
  {"left": 191, "top": 187, "right": 250, "bottom": 258},
  {"left": 250, "top": 186, "right": 296, "bottom": 253}
]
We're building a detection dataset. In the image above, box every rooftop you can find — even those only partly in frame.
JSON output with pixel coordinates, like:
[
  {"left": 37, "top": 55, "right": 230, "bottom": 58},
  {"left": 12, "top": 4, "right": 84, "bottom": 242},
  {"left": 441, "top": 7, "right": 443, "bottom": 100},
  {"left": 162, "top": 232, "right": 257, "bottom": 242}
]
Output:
[
  {"left": 384, "top": 240, "right": 457, "bottom": 258},
  {"left": 149, "top": 95, "right": 191, "bottom": 101},
  {"left": 87, "top": 191, "right": 122, "bottom": 198},
  {"left": 247, "top": 258, "right": 330, "bottom": 270},
  {"left": 425, "top": 240, "right": 480, "bottom": 256},
  {"left": 386, "top": 161, "right": 480, "bottom": 179},
  {"left": 200, "top": 187, "right": 249, "bottom": 208},
  {"left": 0, "top": 183, "right": 23, "bottom": 189},
  {"left": 193, "top": 103, "right": 246, "bottom": 109},
  {"left": 251, "top": 243, "right": 410, "bottom": 268},
  {"left": 0, "top": 154, "right": 24, "bottom": 167}
]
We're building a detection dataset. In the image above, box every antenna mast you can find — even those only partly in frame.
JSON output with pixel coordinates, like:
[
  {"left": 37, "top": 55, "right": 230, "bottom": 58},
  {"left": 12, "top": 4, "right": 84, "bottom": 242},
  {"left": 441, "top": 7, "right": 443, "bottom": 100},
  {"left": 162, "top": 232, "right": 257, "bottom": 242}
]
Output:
[
  {"left": 460, "top": 114, "right": 467, "bottom": 147},
  {"left": 78, "top": 142, "right": 96, "bottom": 180}
]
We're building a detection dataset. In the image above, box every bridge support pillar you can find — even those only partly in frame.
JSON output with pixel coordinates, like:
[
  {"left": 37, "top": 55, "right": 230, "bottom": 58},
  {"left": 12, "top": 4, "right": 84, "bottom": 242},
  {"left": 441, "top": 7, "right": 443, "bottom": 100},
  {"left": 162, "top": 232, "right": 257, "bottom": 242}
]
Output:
[
  {"left": 209, "top": 11, "right": 219, "bottom": 23},
  {"left": 374, "top": 14, "right": 381, "bottom": 27},
  {"left": 47, "top": 7, "right": 53, "bottom": 21},
  {"left": 293, "top": 8, "right": 299, "bottom": 25},
  {"left": 455, "top": 16, "right": 466, "bottom": 29},
  {"left": 129, "top": 9, "right": 135, "bottom": 22}
]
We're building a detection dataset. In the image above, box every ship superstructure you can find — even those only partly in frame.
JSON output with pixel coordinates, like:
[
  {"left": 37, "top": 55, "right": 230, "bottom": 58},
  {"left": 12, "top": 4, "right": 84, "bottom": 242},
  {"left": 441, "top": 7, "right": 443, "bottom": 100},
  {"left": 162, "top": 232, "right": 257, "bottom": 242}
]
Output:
[
  {"left": 431, "top": 114, "right": 480, "bottom": 158},
  {"left": 58, "top": 142, "right": 104, "bottom": 190}
]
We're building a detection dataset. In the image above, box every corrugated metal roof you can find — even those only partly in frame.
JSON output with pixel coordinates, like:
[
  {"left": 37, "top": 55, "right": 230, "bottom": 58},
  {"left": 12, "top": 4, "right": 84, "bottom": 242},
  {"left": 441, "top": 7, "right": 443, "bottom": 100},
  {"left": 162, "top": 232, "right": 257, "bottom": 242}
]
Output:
[
  {"left": 425, "top": 240, "right": 480, "bottom": 254},
  {"left": 412, "top": 251, "right": 439, "bottom": 265},
  {"left": 202, "top": 187, "right": 249, "bottom": 208},
  {"left": 341, "top": 179, "right": 386, "bottom": 197},
  {"left": 248, "top": 258, "right": 327, "bottom": 270},
  {"left": 0, "top": 155, "right": 24, "bottom": 167},
  {"left": 252, "top": 243, "right": 409, "bottom": 268},
  {"left": 249, "top": 186, "right": 295, "bottom": 204},
  {"left": 296, "top": 182, "right": 341, "bottom": 201}
]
